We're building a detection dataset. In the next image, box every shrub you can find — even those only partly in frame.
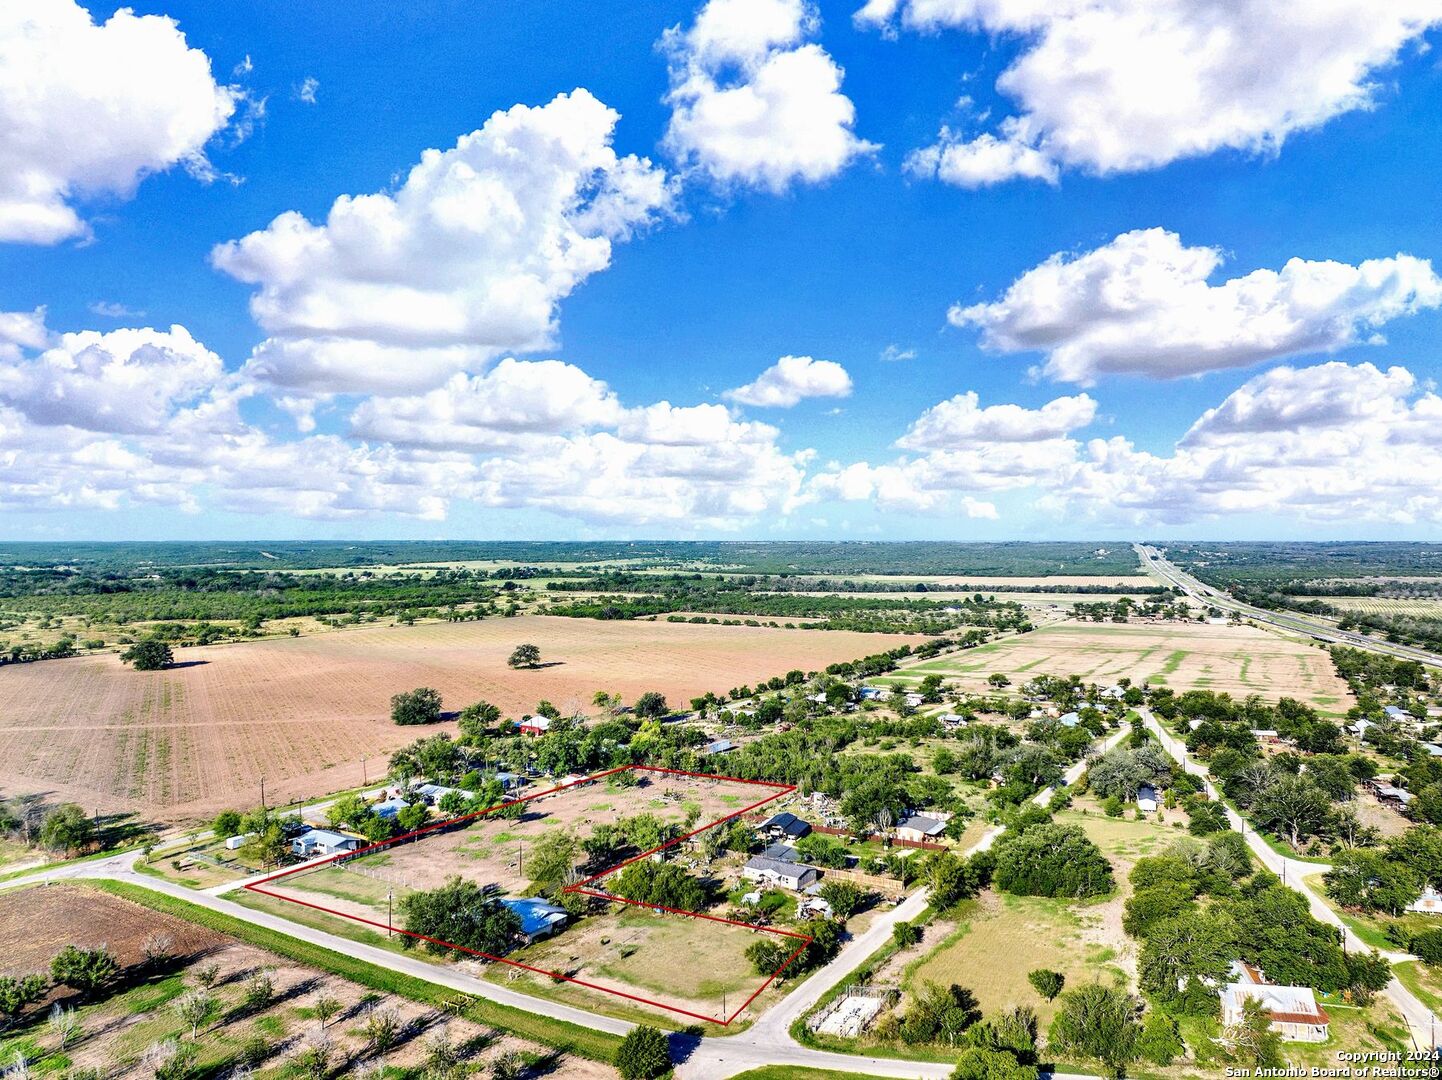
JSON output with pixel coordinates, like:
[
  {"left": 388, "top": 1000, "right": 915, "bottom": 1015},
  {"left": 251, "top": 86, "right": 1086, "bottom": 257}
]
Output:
[
  {"left": 1136, "top": 1011, "right": 1184, "bottom": 1065},
  {"left": 50, "top": 945, "right": 116, "bottom": 995},
  {"left": 614, "top": 1025, "right": 670, "bottom": 1080}
]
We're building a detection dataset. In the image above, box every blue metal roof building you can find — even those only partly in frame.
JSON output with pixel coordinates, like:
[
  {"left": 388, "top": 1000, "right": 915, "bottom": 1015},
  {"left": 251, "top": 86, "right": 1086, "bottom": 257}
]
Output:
[{"left": 500, "top": 897, "right": 569, "bottom": 943}]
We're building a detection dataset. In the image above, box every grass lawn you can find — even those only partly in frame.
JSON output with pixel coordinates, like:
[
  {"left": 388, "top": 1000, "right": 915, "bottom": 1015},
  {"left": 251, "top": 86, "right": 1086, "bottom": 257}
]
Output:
[
  {"left": 1299, "top": 872, "right": 1421, "bottom": 951},
  {"left": 281, "top": 864, "right": 412, "bottom": 909},
  {"left": 588, "top": 909, "right": 760, "bottom": 1000},
  {"left": 903, "top": 891, "right": 1126, "bottom": 1026},
  {"left": 730, "top": 1069, "right": 887, "bottom": 1080},
  {"left": 84, "top": 880, "right": 622, "bottom": 1061},
  {"left": 1395, "top": 961, "right": 1442, "bottom": 1017}
]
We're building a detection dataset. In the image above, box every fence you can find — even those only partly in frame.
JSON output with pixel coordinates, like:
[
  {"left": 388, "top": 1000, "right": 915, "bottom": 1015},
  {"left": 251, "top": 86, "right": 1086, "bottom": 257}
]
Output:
[{"left": 815, "top": 866, "right": 908, "bottom": 899}]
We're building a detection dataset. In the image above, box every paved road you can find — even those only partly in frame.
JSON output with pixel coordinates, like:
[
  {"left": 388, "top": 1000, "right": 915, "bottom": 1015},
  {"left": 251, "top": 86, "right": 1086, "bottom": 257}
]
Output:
[
  {"left": 1138, "top": 707, "right": 1435, "bottom": 1047},
  {"left": 1137, "top": 544, "right": 1442, "bottom": 670}
]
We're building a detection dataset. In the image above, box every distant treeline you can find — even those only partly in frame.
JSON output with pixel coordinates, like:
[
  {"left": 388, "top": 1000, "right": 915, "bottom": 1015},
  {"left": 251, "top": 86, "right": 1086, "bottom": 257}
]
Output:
[
  {"left": 0, "top": 539, "right": 1142, "bottom": 576},
  {"left": 541, "top": 589, "right": 1034, "bottom": 635},
  {"left": 545, "top": 571, "right": 1163, "bottom": 596},
  {"left": 1162, "top": 541, "right": 1442, "bottom": 582},
  {"left": 0, "top": 566, "right": 507, "bottom": 623}
]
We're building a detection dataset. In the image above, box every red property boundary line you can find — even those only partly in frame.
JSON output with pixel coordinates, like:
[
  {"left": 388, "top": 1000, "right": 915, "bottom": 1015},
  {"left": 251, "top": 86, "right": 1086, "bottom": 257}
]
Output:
[{"left": 245, "top": 764, "right": 811, "bottom": 1025}]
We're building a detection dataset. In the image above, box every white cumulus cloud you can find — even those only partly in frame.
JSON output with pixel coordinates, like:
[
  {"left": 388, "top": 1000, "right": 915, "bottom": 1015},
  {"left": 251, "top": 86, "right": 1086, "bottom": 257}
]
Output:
[
  {"left": 350, "top": 359, "right": 623, "bottom": 450},
  {"left": 213, "top": 89, "right": 672, "bottom": 397},
  {"left": 1056, "top": 361, "right": 1442, "bottom": 525},
  {"left": 663, "top": 0, "right": 877, "bottom": 192},
  {"left": 0, "top": 324, "right": 225, "bottom": 434},
  {"left": 0, "top": 0, "right": 239, "bottom": 244},
  {"left": 724, "top": 354, "right": 853, "bottom": 407},
  {"left": 897, "top": 391, "right": 1096, "bottom": 449},
  {"left": 864, "top": 0, "right": 1442, "bottom": 185},
  {"left": 806, "top": 389, "right": 1093, "bottom": 512},
  {"left": 951, "top": 229, "right": 1442, "bottom": 384}
]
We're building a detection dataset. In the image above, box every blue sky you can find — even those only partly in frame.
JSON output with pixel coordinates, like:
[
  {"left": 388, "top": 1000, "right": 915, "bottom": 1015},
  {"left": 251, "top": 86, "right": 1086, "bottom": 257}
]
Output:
[{"left": 2, "top": 0, "right": 1441, "bottom": 540}]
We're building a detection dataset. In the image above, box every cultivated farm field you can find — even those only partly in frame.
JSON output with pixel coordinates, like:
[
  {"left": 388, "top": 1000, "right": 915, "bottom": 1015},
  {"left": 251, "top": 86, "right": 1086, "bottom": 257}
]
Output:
[
  {"left": 1323, "top": 596, "right": 1442, "bottom": 618},
  {"left": 0, "top": 615, "right": 921, "bottom": 822},
  {"left": 881, "top": 621, "right": 1353, "bottom": 712}
]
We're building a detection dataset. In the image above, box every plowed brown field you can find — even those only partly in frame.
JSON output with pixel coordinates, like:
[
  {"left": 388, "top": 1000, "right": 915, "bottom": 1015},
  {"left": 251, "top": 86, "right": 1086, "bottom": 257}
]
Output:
[{"left": 0, "top": 615, "right": 922, "bottom": 823}]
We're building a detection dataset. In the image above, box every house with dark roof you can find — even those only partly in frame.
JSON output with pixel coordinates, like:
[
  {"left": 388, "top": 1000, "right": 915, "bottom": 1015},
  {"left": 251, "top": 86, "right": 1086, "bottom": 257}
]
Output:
[
  {"left": 742, "top": 855, "right": 818, "bottom": 891},
  {"left": 760, "top": 842, "right": 800, "bottom": 863},
  {"left": 759, "top": 811, "right": 811, "bottom": 841}
]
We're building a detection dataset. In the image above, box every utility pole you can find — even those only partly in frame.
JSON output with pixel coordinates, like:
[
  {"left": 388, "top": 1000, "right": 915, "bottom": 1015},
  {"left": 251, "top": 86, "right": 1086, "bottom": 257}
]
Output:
[
  {"left": 260, "top": 775, "right": 266, "bottom": 813},
  {"left": 361, "top": 755, "right": 367, "bottom": 785},
  {"left": 387, "top": 889, "right": 393, "bottom": 937}
]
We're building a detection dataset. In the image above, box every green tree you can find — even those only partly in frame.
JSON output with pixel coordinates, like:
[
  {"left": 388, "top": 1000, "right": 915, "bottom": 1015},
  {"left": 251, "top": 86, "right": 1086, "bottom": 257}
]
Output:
[
  {"left": 1324, "top": 849, "right": 1420, "bottom": 915},
  {"left": 326, "top": 793, "right": 372, "bottom": 830},
  {"left": 611, "top": 862, "right": 707, "bottom": 911},
  {"left": 1138, "top": 910, "right": 1236, "bottom": 1012},
  {"left": 952, "top": 1047, "right": 1038, "bottom": 1080},
  {"left": 614, "top": 1025, "right": 670, "bottom": 1080},
  {"left": 1135, "top": 1011, "right": 1184, "bottom": 1065},
  {"left": 634, "top": 692, "right": 668, "bottom": 719},
  {"left": 0, "top": 974, "right": 47, "bottom": 1021},
  {"left": 1026, "top": 969, "right": 1064, "bottom": 1001},
  {"left": 1225, "top": 997, "right": 1283, "bottom": 1069},
  {"left": 173, "top": 990, "right": 217, "bottom": 1039},
  {"left": 527, "top": 829, "right": 579, "bottom": 895},
  {"left": 391, "top": 687, "right": 443, "bottom": 726},
  {"left": 39, "top": 804, "right": 95, "bottom": 854},
  {"left": 242, "top": 822, "right": 288, "bottom": 868},
  {"left": 508, "top": 644, "right": 541, "bottom": 669},
  {"left": 993, "top": 824, "right": 1113, "bottom": 899},
  {"left": 818, "top": 880, "right": 865, "bottom": 918},
  {"left": 1252, "top": 775, "right": 1332, "bottom": 849},
  {"left": 1047, "top": 984, "right": 1140, "bottom": 1076},
  {"left": 211, "top": 809, "right": 242, "bottom": 840},
  {"left": 458, "top": 700, "right": 501, "bottom": 737},
  {"left": 398, "top": 877, "right": 523, "bottom": 955},
  {"left": 120, "top": 638, "right": 173, "bottom": 670},
  {"left": 50, "top": 945, "right": 117, "bottom": 996}
]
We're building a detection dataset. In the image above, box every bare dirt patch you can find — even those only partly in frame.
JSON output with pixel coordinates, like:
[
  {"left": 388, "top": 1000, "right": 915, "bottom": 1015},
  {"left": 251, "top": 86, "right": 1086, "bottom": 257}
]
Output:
[{"left": 0, "top": 615, "right": 921, "bottom": 822}]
